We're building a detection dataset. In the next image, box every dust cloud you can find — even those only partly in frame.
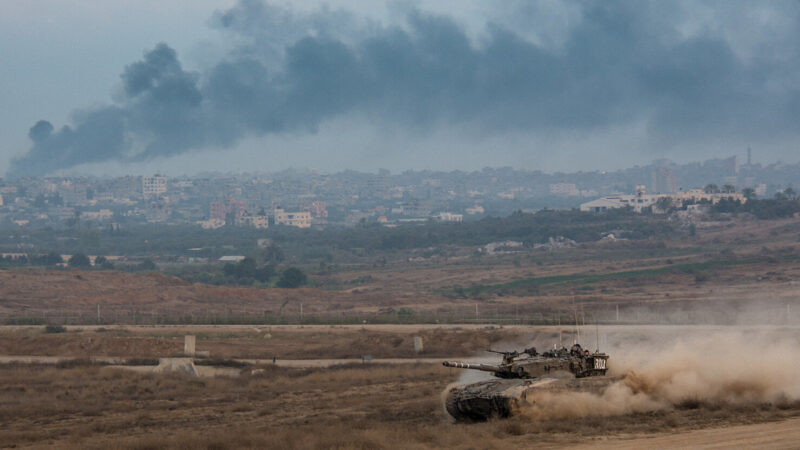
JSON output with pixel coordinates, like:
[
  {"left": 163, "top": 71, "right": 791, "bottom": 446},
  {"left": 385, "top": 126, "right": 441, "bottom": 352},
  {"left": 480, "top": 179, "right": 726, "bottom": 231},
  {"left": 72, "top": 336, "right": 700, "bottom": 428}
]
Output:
[{"left": 518, "top": 330, "right": 800, "bottom": 420}]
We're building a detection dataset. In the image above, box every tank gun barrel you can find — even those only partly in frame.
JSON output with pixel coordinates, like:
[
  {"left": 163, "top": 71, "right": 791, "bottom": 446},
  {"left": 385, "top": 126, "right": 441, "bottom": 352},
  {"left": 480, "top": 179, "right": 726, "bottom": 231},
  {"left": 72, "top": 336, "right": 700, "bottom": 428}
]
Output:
[
  {"left": 442, "top": 361, "right": 503, "bottom": 372},
  {"left": 487, "top": 349, "right": 516, "bottom": 355}
]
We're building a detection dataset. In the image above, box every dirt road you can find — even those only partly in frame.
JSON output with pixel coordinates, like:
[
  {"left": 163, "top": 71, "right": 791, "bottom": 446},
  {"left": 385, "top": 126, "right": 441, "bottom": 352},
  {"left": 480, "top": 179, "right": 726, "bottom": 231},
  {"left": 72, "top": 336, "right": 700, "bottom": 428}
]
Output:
[
  {"left": 0, "top": 354, "right": 485, "bottom": 367},
  {"left": 567, "top": 417, "right": 800, "bottom": 449}
]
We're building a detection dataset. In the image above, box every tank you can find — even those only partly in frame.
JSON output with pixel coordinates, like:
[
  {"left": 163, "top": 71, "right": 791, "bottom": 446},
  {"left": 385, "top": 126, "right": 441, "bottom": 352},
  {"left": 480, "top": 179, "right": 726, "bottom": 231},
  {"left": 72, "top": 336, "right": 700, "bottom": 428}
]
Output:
[{"left": 443, "top": 344, "right": 610, "bottom": 421}]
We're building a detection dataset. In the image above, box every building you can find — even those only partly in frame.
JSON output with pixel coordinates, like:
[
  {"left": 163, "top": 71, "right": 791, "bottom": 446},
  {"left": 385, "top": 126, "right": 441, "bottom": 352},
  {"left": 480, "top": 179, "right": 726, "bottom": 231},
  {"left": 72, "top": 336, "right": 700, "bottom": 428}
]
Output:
[
  {"left": 239, "top": 214, "right": 269, "bottom": 229},
  {"left": 307, "top": 201, "right": 328, "bottom": 218},
  {"left": 197, "top": 218, "right": 225, "bottom": 229},
  {"left": 82, "top": 209, "right": 113, "bottom": 221},
  {"left": 146, "top": 198, "right": 170, "bottom": 223},
  {"left": 437, "top": 212, "right": 463, "bottom": 222},
  {"left": 345, "top": 210, "right": 370, "bottom": 227},
  {"left": 273, "top": 208, "right": 311, "bottom": 228},
  {"left": 142, "top": 175, "right": 167, "bottom": 198},
  {"left": 400, "top": 199, "right": 430, "bottom": 216},
  {"left": 210, "top": 199, "right": 247, "bottom": 222},
  {"left": 580, "top": 185, "right": 746, "bottom": 213},
  {"left": 549, "top": 183, "right": 579, "bottom": 196},
  {"left": 651, "top": 167, "right": 677, "bottom": 194}
]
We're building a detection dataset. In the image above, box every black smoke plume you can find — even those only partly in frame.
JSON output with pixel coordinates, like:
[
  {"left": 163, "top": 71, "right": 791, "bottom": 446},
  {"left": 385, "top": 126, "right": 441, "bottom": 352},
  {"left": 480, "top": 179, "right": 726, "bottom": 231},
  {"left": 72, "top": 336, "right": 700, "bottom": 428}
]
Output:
[{"left": 10, "top": 0, "right": 800, "bottom": 176}]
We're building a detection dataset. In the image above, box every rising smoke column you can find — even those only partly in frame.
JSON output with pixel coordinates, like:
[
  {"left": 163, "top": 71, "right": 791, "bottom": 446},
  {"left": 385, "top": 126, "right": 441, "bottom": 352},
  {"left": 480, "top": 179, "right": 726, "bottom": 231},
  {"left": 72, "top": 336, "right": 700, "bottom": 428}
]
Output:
[{"left": 10, "top": 0, "right": 800, "bottom": 176}]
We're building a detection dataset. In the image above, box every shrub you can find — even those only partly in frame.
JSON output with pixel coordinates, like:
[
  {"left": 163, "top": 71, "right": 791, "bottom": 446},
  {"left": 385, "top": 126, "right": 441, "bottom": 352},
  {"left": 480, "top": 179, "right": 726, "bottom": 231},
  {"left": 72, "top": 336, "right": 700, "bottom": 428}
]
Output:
[
  {"left": 68, "top": 253, "right": 91, "bottom": 268},
  {"left": 138, "top": 260, "right": 157, "bottom": 271},
  {"left": 44, "top": 324, "right": 67, "bottom": 333},
  {"left": 694, "top": 272, "right": 709, "bottom": 283},
  {"left": 277, "top": 267, "right": 307, "bottom": 288}
]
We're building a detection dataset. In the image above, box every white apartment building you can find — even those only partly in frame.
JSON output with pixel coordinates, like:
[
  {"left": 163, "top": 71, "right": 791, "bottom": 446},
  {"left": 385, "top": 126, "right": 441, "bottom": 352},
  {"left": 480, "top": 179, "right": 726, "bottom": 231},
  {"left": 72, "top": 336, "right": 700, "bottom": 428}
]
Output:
[
  {"left": 142, "top": 175, "right": 167, "bottom": 198},
  {"left": 274, "top": 208, "right": 311, "bottom": 228}
]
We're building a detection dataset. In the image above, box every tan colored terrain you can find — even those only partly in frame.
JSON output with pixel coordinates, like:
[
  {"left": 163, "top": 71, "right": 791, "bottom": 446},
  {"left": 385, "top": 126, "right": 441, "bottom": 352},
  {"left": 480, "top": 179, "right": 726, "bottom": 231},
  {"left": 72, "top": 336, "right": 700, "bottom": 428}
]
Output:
[
  {"left": 1, "top": 217, "right": 799, "bottom": 324},
  {"left": 1, "top": 217, "right": 800, "bottom": 448},
  {"left": 568, "top": 417, "right": 800, "bottom": 449},
  {"left": 1, "top": 359, "right": 799, "bottom": 449}
]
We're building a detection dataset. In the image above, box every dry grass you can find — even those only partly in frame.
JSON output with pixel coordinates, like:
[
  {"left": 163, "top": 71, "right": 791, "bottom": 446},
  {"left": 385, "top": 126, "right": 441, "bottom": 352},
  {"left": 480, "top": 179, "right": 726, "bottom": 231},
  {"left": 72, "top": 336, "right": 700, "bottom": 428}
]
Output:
[
  {"left": 2, "top": 362, "right": 800, "bottom": 449},
  {"left": 0, "top": 326, "right": 518, "bottom": 359}
]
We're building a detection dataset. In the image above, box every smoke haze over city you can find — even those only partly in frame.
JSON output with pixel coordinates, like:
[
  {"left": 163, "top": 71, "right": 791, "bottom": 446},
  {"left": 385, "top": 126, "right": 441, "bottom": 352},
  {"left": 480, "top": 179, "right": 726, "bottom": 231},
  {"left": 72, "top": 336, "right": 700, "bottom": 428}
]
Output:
[{"left": 3, "top": 0, "right": 800, "bottom": 176}]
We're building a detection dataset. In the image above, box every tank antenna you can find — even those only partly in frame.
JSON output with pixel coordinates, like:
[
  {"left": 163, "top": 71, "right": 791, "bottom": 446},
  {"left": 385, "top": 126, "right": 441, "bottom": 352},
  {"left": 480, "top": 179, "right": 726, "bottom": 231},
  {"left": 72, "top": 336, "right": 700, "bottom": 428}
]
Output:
[
  {"left": 573, "top": 307, "right": 580, "bottom": 345},
  {"left": 594, "top": 312, "right": 600, "bottom": 352}
]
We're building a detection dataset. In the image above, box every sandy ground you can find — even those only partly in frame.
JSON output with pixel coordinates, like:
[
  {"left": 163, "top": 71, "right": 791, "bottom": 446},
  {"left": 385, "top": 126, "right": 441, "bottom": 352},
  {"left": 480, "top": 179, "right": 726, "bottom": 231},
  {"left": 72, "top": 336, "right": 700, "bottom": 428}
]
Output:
[{"left": 568, "top": 417, "right": 800, "bottom": 449}]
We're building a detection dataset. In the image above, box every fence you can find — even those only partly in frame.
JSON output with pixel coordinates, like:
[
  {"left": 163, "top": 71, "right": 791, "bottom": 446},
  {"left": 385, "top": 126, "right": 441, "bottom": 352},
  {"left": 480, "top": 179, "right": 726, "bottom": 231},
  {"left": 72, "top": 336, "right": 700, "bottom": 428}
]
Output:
[{"left": 2, "top": 299, "right": 798, "bottom": 326}]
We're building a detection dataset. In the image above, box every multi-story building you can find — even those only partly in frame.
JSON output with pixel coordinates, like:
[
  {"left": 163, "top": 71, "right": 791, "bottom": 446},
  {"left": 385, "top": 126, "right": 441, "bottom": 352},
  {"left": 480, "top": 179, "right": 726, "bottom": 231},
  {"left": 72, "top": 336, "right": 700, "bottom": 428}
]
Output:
[
  {"left": 273, "top": 208, "right": 311, "bottom": 228},
  {"left": 651, "top": 167, "right": 677, "bottom": 194},
  {"left": 143, "top": 175, "right": 167, "bottom": 198},
  {"left": 239, "top": 214, "right": 269, "bottom": 229},
  {"left": 210, "top": 199, "right": 247, "bottom": 222}
]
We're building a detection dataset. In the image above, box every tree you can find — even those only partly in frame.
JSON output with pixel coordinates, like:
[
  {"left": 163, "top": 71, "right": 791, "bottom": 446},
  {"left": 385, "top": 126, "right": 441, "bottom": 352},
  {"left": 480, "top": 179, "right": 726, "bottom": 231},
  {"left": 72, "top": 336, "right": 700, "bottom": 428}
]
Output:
[
  {"left": 655, "top": 197, "right": 674, "bottom": 213},
  {"left": 277, "top": 267, "right": 307, "bottom": 288},
  {"left": 138, "top": 260, "right": 157, "bottom": 271},
  {"left": 722, "top": 184, "right": 736, "bottom": 194},
  {"left": 741, "top": 187, "right": 756, "bottom": 200},
  {"left": 68, "top": 253, "right": 91, "bottom": 268},
  {"left": 236, "top": 257, "right": 257, "bottom": 278},
  {"left": 704, "top": 184, "right": 719, "bottom": 194},
  {"left": 784, "top": 187, "right": 797, "bottom": 200},
  {"left": 254, "top": 265, "right": 275, "bottom": 283},
  {"left": 95, "top": 255, "right": 114, "bottom": 270},
  {"left": 261, "top": 243, "right": 285, "bottom": 264},
  {"left": 65, "top": 210, "right": 81, "bottom": 229},
  {"left": 45, "top": 252, "right": 63, "bottom": 266}
]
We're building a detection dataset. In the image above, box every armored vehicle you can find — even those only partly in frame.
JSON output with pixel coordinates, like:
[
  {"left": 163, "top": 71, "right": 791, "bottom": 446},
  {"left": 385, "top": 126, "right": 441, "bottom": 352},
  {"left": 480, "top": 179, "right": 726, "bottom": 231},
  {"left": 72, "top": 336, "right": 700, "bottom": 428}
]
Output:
[{"left": 443, "top": 344, "right": 610, "bottom": 421}]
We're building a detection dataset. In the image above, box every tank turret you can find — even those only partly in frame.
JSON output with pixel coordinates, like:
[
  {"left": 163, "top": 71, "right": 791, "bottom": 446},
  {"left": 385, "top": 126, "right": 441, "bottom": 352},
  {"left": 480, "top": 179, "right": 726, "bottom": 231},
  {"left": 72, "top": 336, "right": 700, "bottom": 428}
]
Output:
[{"left": 443, "top": 343, "right": 608, "bottom": 380}]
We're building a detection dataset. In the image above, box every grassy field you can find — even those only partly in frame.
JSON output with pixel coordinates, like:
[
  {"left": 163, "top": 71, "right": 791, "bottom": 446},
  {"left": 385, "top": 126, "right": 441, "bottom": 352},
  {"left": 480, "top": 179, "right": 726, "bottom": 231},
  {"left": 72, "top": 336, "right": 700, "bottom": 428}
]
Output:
[{"left": 2, "top": 361, "right": 800, "bottom": 449}]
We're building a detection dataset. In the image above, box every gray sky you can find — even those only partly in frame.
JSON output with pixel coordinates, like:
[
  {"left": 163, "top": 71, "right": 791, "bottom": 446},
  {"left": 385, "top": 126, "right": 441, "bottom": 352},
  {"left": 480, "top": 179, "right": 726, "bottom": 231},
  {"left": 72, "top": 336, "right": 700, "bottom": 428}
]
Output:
[{"left": 2, "top": 1, "right": 800, "bottom": 177}]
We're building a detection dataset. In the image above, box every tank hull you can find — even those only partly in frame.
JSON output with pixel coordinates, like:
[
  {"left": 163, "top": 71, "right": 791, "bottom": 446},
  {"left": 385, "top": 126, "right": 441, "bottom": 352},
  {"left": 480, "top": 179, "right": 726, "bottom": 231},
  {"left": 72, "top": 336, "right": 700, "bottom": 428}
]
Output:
[{"left": 445, "top": 375, "right": 616, "bottom": 422}]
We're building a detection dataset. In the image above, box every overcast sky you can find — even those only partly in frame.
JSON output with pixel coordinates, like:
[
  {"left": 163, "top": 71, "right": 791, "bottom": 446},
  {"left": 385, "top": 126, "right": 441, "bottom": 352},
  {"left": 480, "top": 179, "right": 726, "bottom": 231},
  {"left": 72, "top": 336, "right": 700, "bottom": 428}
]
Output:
[{"left": 2, "top": 0, "right": 800, "bottom": 177}]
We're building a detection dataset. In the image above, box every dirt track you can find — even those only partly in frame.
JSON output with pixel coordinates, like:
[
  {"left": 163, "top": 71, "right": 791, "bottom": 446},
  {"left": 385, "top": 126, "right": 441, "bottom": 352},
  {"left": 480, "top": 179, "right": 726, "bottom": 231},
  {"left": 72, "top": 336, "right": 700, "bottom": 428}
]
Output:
[{"left": 568, "top": 417, "right": 800, "bottom": 449}]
